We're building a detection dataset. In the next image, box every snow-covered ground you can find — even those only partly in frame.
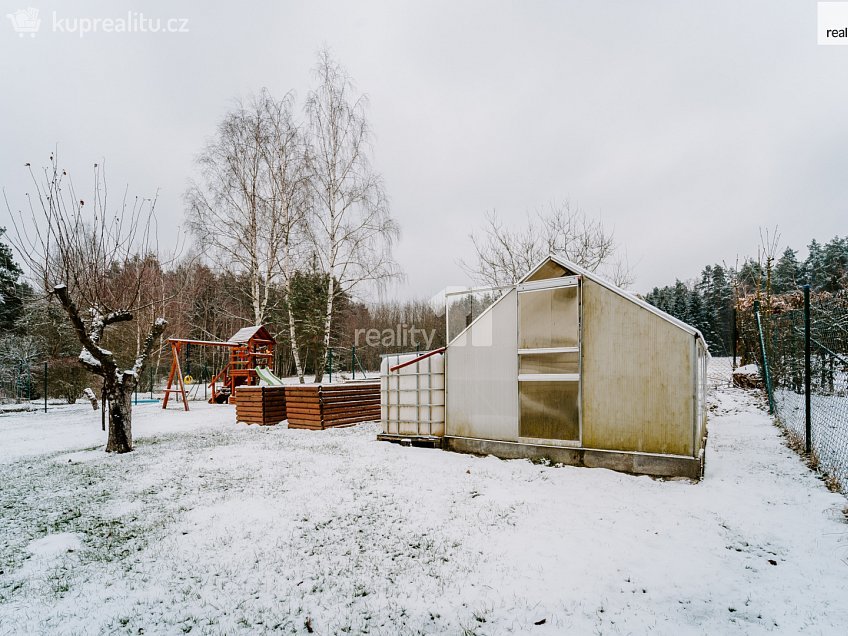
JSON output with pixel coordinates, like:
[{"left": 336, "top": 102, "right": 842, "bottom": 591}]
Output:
[
  {"left": 1, "top": 369, "right": 847, "bottom": 634},
  {"left": 775, "top": 386, "right": 848, "bottom": 491}
]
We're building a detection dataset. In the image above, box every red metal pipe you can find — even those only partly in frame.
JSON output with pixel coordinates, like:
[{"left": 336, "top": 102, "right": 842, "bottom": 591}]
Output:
[{"left": 389, "top": 347, "right": 446, "bottom": 372}]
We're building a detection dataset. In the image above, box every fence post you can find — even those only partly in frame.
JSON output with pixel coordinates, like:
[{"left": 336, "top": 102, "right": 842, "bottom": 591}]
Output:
[
  {"left": 754, "top": 299, "right": 775, "bottom": 414},
  {"left": 43, "top": 361, "right": 47, "bottom": 413},
  {"left": 731, "top": 304, "right": 738, "bottom": 369},
  {"left": 149, "top": 367, "right": 153, "bottom": 399},
  {"left": 351, "top": 346, "right": 356, "bottom": 380},
  {"left": 327, "top": 348, "right": 333, "bottom": 383},
  {"left": 803, "top": 285, "right": 812, "bottom": 454}
]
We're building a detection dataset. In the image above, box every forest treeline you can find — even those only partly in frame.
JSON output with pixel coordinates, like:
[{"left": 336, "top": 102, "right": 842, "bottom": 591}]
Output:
[
  {"left": 0, "top": 239, "right": 446, "bottom": 401},
  {"left": 4, "top": 226, "right": 847, "bottom": 401},
  {"left": 644, "top": 236, "right": 848, "bottom": 355}
]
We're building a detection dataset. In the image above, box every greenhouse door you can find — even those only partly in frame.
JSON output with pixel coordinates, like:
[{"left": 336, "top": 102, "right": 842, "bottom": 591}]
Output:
[{"left": 517, "top": 276, "right": 581, "bottom": 444}]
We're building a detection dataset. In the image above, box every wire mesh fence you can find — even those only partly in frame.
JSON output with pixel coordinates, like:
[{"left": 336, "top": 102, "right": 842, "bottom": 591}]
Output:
[
  {"left": 706, "top": 356, "right": 734, "bottom": 390},
  {"left": 739, "top": 290, "right": 848, "bottom": 492},
  {"left": 0, "top": 363, "right": 174, "bottom": 411}
]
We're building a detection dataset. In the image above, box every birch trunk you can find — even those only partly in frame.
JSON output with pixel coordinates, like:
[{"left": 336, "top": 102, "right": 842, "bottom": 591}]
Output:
[
  {"left": 286, "top": 278, "right": 306, "bottom": 383},
  {"left": 313, "top": 274, "right": 335, "bottom": 383}
]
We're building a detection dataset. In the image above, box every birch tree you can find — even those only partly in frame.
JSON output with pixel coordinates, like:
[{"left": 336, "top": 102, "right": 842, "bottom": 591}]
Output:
[
  {"left": 187, "top": 90, "right": 313, "bottom": 380},
  {"left": 305, "top": 49, "right": 400, "bottom": 382},
  {"left": 5, "top": 155, "right": 167, "bottom": 452},
  {"left": 187, "top": 90, "right": 296, "bottom": 325},
  {"left": 262, "top": 95, "right": 312, "bottom": 382}
]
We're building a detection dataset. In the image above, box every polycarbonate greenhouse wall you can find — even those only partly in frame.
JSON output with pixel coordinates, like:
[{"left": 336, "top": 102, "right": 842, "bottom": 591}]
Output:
[{"left": 441, "top": 255, "right": 709, "bottom": 479}]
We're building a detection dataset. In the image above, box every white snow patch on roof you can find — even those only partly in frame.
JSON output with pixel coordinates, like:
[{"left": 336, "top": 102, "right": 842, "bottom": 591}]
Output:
[{"left": 228, "top": 325, "right": 266, "bottom": 343}]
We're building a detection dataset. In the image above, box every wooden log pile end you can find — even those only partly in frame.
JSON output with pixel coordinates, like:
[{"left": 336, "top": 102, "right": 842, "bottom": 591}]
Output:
[
  {"left": 235, "top": 385, "right": 287, "bottom": 426},
  {"left": 732, "top": 364, "right": 762, "bottom": 389},
  {"left": 285, "top": 381, "right": 380, "bottom": 430}
]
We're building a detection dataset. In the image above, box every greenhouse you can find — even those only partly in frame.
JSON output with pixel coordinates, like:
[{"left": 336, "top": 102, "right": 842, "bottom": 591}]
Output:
[{"left": 382, "top": 255, "right": 709, "bottom": 478}]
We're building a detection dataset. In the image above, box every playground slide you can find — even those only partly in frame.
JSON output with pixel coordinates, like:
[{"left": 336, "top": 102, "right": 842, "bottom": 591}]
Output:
[{"left": 254, "top": 366, "right": 285, "bottom": 386}]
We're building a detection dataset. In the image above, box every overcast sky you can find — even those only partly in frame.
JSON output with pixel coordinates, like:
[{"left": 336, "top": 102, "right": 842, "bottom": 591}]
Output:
[{"left": 1, "top": 0, "right": 845, "bottom": 301}]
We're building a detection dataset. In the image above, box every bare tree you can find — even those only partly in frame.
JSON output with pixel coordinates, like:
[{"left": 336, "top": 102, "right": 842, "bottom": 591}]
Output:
[
  {"left": 186, "top": 90, "right": 299, "bottom": 325},
  {"left": 305, "top": 49, "right": 401, "bottom": 382},
  {"left": 187, "top": 90, "right": 314, "bottom": 381},
  {"left": 262, "top": 95, "right": 312, "bottom": 382},
  {"left": 462, "top": 201, "right": 632, "bottom": 288},
  {"left": 4, "top": 154, "right": 167, "bottom": 452}
]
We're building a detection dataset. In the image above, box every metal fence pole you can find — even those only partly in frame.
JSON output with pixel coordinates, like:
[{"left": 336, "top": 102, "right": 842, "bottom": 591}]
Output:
[
  {"left": 803, "top": 285, "right": 812, "bottom": 454},
  {"left": 754, "top": 299, "right": 775, "bottom": 414},
  {"left": 101, "top": 380, "right": 106, "bottom": 432},
  {"left": 43, "top": 361, "right": 47, "bottom": 413},
  {"left": 732, "top": 304, "right": 738, "bottom": 368},
  {"left": 352, "top": 346, "right": 356, "bottom": 380}
]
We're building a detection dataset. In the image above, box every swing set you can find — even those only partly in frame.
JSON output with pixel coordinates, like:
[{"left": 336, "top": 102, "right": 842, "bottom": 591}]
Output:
[{"left": 162, "top": 325, "right": 276, "bottom": 411}]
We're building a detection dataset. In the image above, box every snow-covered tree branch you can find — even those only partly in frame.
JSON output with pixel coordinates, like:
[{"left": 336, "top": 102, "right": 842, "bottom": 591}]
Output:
[{"left": 5, "top": 153, "right": 169, "bottom": 453}]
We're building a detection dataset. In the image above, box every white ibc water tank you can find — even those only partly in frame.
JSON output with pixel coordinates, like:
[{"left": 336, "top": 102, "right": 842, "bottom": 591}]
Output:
[{"left": 380, "top": 350, "right": 445, "bottom": 437}]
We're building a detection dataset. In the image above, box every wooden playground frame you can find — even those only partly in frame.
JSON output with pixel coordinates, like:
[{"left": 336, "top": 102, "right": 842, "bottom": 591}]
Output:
[{"left": 162, "top": 326, "right": 276, "bottom": 411}]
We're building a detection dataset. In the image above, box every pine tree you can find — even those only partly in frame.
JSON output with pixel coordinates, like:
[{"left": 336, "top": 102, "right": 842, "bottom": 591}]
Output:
[
  {"left": 645, "top": 287, "right": 664, "bottom": 312},
  {"left": 737, "top": 258, "right": 763, "bottom": 296},
  {"left": 821, "top": 236, "right": 848, "bottom": 293},
  {"left": 805, "top": 239, "right": 826, "bottom": 290},
  {"left": 0, "top": 228, "right": 27, "bottom": 333},
  {"left": 772, "top": 247, "right": 802, "bottom": 294},
  {"left": 686, "top": 288, "right": 709, "bottom": 337},
  {"left": 671, "top": 280, "right": 689, "bottom": 321},
  {"left": 697, "top": 266, "right": 716, "bottom": 342},
  {"left": 710, "top": 265, "right": 733, "bottom": 355},
  {"left": 279, "top": 269, "right": 351, "bottom": 376}
]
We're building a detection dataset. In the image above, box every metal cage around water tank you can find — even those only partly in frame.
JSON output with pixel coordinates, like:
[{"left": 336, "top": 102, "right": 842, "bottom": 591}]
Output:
[{"left": 380, "top": 350, "right": 445, "bottom": 439}]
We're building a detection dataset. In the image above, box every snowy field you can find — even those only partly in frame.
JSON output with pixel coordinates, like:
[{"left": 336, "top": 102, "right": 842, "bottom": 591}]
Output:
[{"left": 1, "top": 371, "right": 847, "bottom": 634}]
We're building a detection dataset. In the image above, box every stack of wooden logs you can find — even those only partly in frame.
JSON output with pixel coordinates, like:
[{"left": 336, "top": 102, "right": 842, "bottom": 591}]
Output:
[
  {"left": 286, "top": 381, "right": 380, "bottom": 430},
  {"left": 234, "top": 386, "right": 287, "bottom": 425}
]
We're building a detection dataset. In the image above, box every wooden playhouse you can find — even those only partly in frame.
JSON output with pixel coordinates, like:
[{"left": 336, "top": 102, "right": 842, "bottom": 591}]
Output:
[{"left": 162, "top": 325, "right": 276, "bottom": 410}]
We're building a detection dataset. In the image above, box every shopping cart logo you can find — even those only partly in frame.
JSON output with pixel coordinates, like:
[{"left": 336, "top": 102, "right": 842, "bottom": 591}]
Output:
[{"left": 6, "top": 7, "right": 41, "bottom": 37}]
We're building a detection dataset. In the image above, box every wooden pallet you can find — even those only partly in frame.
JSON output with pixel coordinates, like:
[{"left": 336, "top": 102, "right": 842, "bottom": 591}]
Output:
[
  {"left": 235, "top": 386, "right": 287, "bottom": 425},
  {"left": 285, "top": 381, "right": 380, "bottom": 430},
  {"left": 376, "top": 434, "right": 443, "bottom": 449}
]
